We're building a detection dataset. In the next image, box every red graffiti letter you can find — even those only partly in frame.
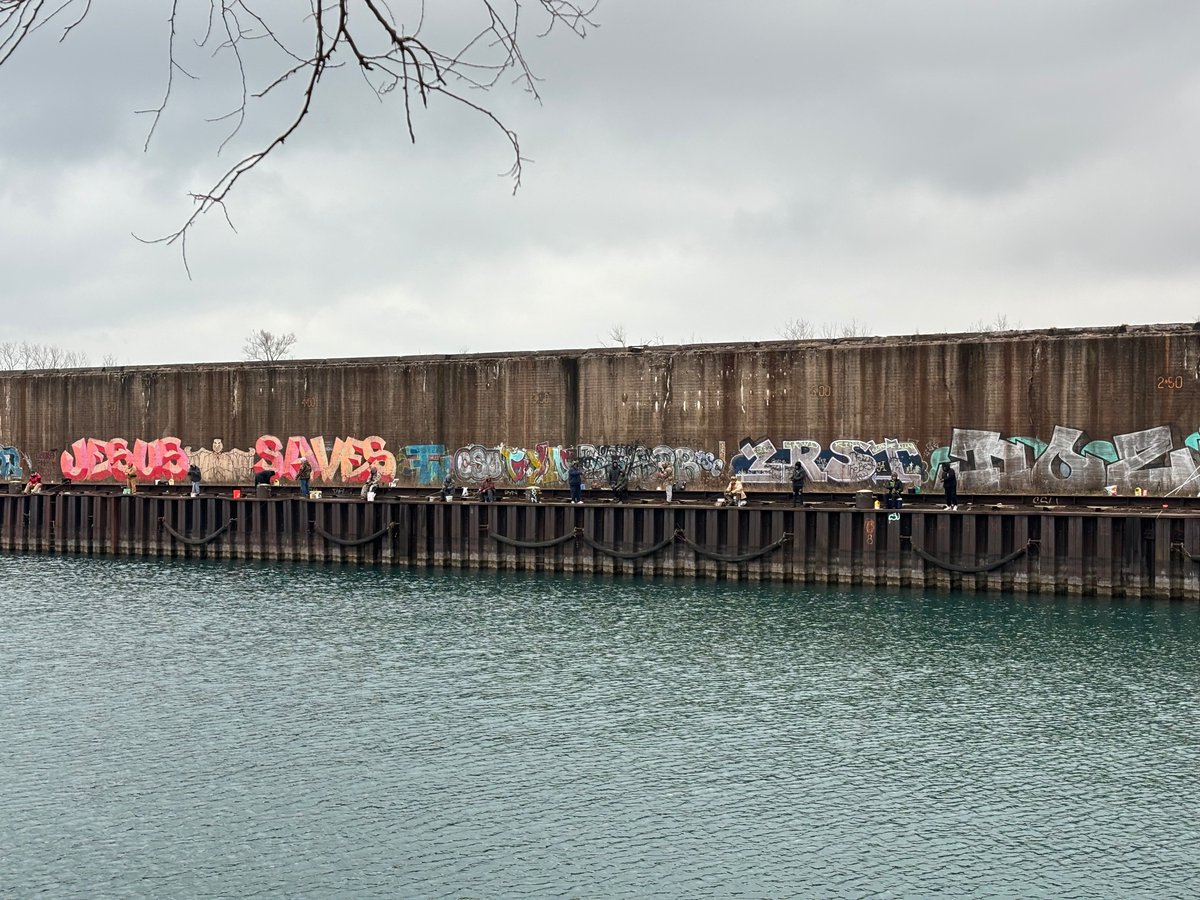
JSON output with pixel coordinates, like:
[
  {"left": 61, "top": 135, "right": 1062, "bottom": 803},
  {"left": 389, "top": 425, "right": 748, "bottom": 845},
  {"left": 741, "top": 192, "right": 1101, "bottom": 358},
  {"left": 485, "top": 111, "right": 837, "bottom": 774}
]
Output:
[
  {"left": 254, "top": 435, "right": 284, "bottom": 474},
  {"left": 60, "top": 438, "right": 95, "bottom": 480},
  {"left": 159, "top": 437, "right": 188, "bottom": 479}
]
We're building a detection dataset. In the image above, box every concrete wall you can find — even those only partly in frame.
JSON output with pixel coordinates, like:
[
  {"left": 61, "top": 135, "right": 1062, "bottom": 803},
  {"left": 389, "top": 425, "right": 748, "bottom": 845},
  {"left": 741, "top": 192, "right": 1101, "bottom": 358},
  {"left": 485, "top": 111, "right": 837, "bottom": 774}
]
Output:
[{"left": 2, "top": 323, "right": 1198, "bottom": 494}]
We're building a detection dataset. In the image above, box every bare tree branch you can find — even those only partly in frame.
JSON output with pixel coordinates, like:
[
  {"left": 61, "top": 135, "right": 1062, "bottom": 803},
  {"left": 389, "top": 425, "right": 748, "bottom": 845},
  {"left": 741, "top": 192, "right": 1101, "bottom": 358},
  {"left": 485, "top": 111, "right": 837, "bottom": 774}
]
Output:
[
  {"left": 0, "top": 0, "right": 598, "bottom": 269},
  {"left": 777, "top": 317, "right": 815, "bottom": 341},
  {"left": 600, "top": 324, "right": 667, "bottom": 348},
  {"left": 603, "top": 324, "right": 628, "bottom": 347},
  {"left": 818, "top": 318, "right": 872, "bottom": 339},
  {"left": 971, "top": 314, "right": 1020, "bottom": 333}
]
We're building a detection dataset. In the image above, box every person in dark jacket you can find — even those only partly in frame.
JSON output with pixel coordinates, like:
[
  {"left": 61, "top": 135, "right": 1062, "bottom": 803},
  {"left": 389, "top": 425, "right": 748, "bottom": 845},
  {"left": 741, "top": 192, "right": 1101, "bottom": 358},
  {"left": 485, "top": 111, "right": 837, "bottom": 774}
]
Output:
[
  {"left": 608, "top": 458, "right": 628, "bottom": 503},
  {"left": 297, "top": 459, "right": 312, "bottom": 497},
  {"left": 942, "top": 463, "right": 959, "bottom": 510},
  {"left": 885, "top": 471, "right": 904, "bottom": 509},
  {"left": 188, "top": 462, "right": 202, "bottom": 497},
  {"left": 254, "top": 468, "right": 274, "bottom": 486},
  {"left": 568, "top": 463, "right": 584, "bottom": 504},
  {"left": 790, "top": 462, "right": 806, "bottom": 507}
]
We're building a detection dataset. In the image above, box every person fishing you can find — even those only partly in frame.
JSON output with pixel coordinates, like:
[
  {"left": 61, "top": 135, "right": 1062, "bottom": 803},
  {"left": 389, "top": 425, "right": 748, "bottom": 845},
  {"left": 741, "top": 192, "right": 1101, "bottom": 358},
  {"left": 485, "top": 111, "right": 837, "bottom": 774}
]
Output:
[
  {"left": 720, "top": 474, "right": 747, "bottom": 507},
  {"left": 608, "top": 457, "right": 629, "bottom": 503},
  {"left": 942, "top": 463, "right": 958, "bottom": 510},
  {"left": 790, "top": 462, "right": 806, "bottom": 507}
]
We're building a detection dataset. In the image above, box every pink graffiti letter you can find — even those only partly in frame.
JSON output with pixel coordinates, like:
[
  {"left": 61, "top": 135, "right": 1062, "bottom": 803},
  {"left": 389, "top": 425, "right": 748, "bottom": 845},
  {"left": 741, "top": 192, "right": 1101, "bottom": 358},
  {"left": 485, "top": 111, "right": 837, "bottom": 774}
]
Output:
[{"left": 255, "top": 435, "right": 284, "bottom": 474}]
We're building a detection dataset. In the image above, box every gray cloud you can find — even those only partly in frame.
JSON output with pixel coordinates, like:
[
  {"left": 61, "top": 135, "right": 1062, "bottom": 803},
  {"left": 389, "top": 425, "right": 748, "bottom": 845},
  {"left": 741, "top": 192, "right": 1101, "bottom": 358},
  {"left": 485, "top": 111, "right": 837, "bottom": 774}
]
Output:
[{"left": 2, "top": 0, "right": 1199, "bottom": 364}]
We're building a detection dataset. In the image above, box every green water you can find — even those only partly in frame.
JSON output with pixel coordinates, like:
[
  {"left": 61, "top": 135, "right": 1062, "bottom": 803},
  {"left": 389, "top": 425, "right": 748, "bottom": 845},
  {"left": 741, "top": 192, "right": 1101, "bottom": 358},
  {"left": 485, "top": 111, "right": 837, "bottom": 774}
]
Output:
[{"left": 1, "top": 555, "right": 1197, "bottom": 898}]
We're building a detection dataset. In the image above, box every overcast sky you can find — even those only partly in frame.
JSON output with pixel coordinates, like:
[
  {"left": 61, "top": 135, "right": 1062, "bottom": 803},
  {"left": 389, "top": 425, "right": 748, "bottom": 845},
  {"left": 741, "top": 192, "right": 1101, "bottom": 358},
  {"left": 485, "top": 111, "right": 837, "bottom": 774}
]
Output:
[{"left": 2, "top": 0, "right": 1198, "bottom": 366}]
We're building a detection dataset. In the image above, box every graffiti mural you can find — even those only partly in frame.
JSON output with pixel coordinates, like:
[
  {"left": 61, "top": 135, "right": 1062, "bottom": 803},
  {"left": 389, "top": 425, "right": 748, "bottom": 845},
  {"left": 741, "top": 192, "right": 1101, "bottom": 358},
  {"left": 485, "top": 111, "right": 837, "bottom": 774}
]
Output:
[
  {"left": 186, "top": 439, "right": 256, "bottom": 484},
  {"left": 574, "top": 444, "right": 724, "bottom": 486},
  {"left": 254, "top": 435, "right": 398, "bottom": 484},
  {"left": 450, "top": 443, "right": 725, "bottom": 487},
  {"left": 30, "top": 421, "right": 1200, "bottom": 495},
  {"left": 61, "top": 437, "right": 189, "bottom": 482},
  {"left": 0, "top": 444, "right": 24, "bottom": 480},
  {"left": 60, "top": 434, "right": 446, "bottom": 485},
  {"left": 452, "top": 444, "right": 504, "bottom": 482},
  {"left": 398, "top": 444, "right": 450, "bottom": 485},
  {"left": 932, "top": 425, "right": 1200, "bottom": 495},
  {"left": 730, "top": 435, "right": 925, "bottom": 485},
  {"left": 453, "top": 443, "right": 572, "bottom": 486}
]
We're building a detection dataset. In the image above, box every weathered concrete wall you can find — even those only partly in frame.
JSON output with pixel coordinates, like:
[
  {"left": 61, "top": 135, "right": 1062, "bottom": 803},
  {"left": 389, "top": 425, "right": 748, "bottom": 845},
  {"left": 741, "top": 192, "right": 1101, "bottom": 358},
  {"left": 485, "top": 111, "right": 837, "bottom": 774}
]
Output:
[{"left": 2, "top": 323, "right": 1198, "bottom": 494}]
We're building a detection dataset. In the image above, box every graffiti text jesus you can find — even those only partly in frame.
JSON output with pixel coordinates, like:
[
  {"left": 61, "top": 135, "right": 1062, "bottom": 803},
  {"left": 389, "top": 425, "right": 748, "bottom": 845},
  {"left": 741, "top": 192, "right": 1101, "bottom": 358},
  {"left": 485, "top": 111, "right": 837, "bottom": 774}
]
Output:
[{"left": 60, "top": 437, "right": 188, "bottom": 482}]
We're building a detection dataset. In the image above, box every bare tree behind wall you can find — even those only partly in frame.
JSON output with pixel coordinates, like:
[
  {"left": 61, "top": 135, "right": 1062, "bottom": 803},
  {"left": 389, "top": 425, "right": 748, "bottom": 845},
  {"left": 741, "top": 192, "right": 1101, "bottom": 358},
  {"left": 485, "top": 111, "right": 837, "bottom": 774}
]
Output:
[
  {"left": 601, "top": 324, "right": 665, "bottom": 348},
  {"left": 0, "top": 341, "right": 118, "bottom": 370},
  {"left": 819, "top": 318, "right": 872, "bottom": 339},
  {"left": 243, "top": 329, "right": 297, "bottom": 362},
  {"left": 777, "top": 318, "right": 815, "bottom": 341},
  {"left": 775, "top": 318, "right": 872, "bottom": 341},
  {"left": 0, "top": 1, "right": 597, "bottom": 268},
  {"left": 971, "top": 314, "right": 1020, "bottom": 333}
]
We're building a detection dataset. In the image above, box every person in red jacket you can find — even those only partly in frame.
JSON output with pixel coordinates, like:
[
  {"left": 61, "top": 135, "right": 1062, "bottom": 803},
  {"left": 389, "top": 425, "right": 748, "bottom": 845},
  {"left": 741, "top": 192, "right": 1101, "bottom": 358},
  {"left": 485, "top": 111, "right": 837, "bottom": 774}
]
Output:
[{"left": 23, "top": 471, "right": 42, "bottom": 494}]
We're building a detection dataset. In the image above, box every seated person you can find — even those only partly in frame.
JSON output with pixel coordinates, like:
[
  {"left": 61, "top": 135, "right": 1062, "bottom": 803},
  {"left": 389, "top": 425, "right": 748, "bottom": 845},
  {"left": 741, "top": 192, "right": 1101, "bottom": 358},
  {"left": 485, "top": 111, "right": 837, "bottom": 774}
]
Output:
[
  {"left": 480, "top": 476, "right": 496, "bottom": 503},
  {"left": 24, "top": 471, "right": 43, "bottom": 494},
  {"left": 720, "top": 474, "right": 747, "bottom": 507},
  {"left": 361, "top": 463, "right": 382, "bottom": 500}
]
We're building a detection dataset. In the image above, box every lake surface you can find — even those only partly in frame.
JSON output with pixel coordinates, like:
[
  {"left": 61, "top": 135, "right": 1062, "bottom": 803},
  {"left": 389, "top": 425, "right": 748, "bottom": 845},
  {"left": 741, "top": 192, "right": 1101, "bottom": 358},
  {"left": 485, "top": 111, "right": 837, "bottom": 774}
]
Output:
[{"left": 2, "top": 554, "right": 1197, "bottom": 898}]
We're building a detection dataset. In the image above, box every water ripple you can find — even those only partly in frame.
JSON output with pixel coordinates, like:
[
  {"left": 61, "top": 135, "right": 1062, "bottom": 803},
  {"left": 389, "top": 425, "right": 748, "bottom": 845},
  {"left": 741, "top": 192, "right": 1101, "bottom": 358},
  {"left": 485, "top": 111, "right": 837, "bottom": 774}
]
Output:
[{"left": 1, "top": 555, "right": 1198, "bottom": 898}]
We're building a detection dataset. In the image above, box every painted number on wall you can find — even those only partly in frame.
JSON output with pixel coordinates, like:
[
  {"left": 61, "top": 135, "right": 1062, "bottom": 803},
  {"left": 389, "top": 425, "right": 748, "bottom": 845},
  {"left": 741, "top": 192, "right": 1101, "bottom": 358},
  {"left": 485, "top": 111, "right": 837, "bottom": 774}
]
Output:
[
  {"left": 1157, "top": 376, "right": 1184, "bottom": 390},
  {"left": 810, "top": 384, "right": 832, "bottom": 398}
]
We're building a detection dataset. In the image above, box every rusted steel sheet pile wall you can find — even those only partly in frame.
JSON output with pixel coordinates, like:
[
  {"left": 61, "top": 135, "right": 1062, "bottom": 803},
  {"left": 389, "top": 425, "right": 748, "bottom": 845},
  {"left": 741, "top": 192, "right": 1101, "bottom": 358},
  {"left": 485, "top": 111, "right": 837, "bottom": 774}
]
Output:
[
  {"left": 1, "top": 323, "right": 1198, "bottom": 496},
  {"left": 2, "top": 493, "right": 1199, "bottom": 600}
]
